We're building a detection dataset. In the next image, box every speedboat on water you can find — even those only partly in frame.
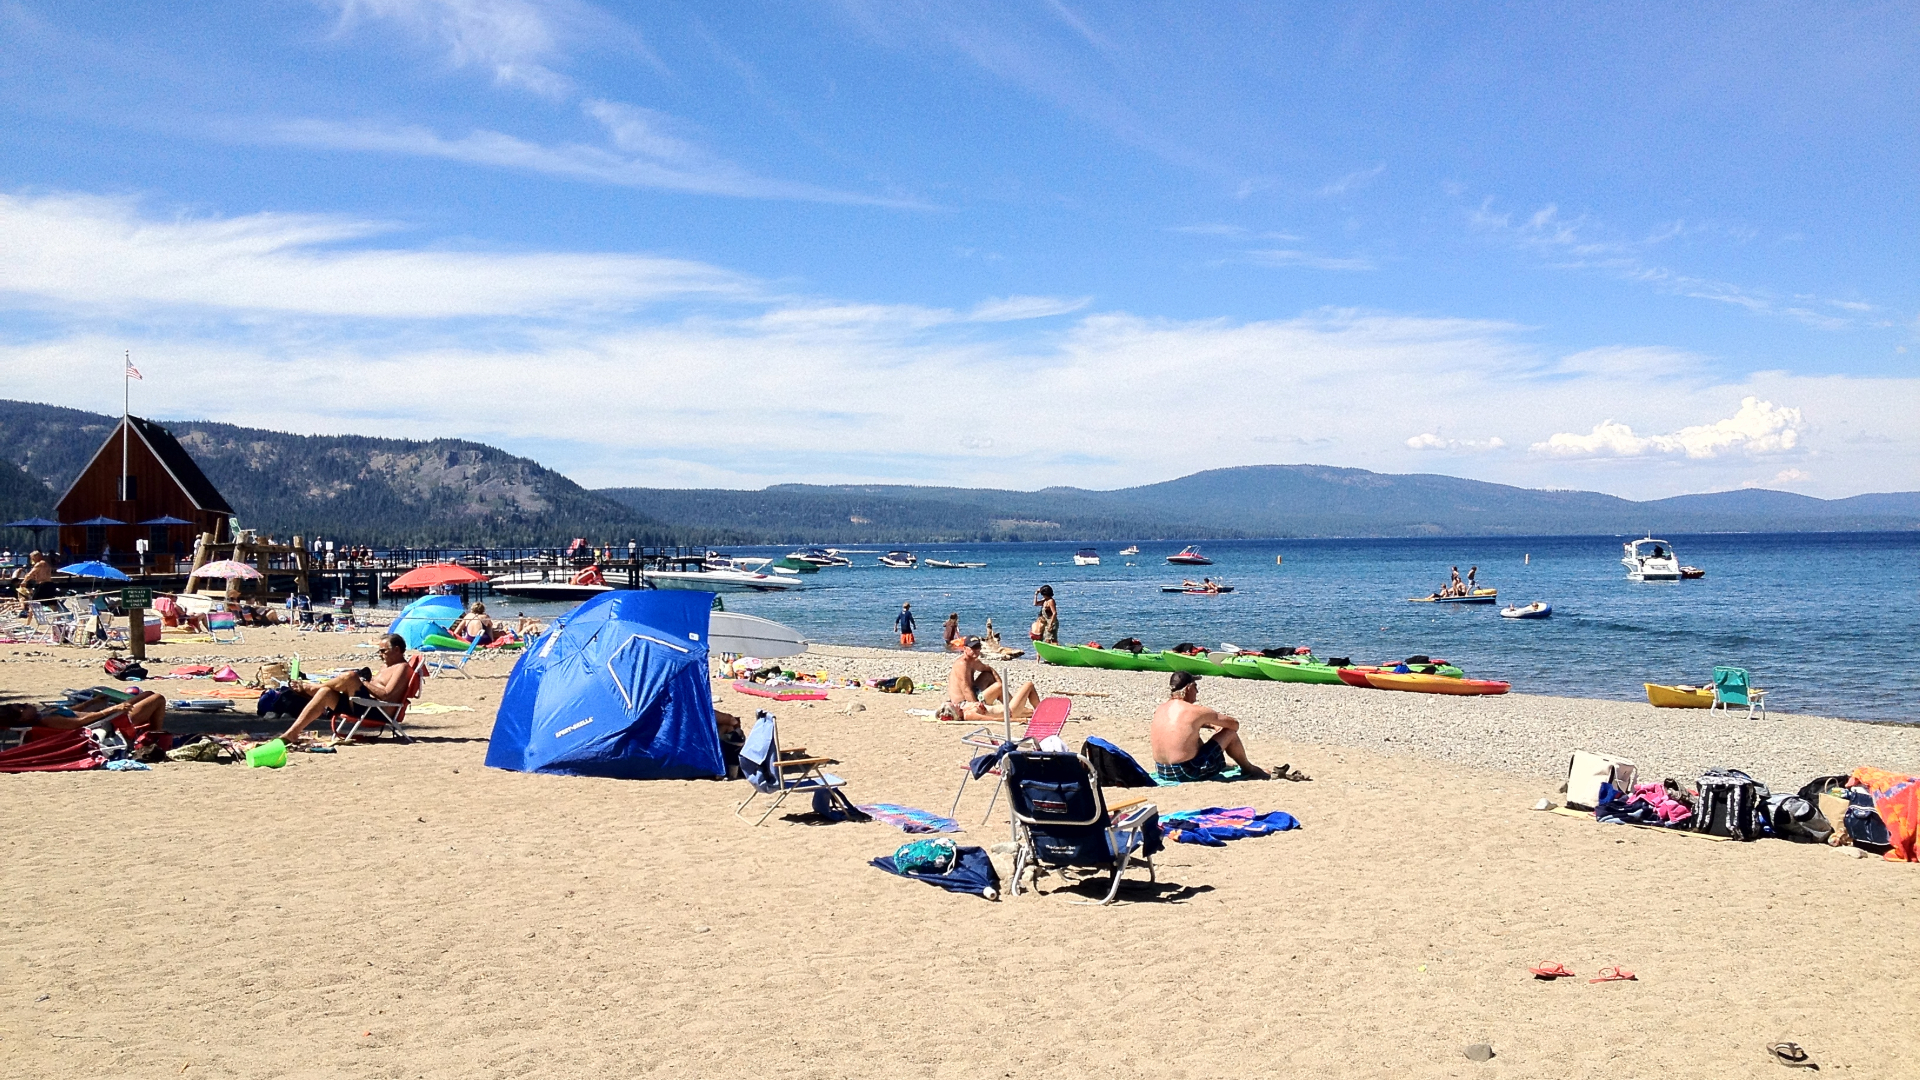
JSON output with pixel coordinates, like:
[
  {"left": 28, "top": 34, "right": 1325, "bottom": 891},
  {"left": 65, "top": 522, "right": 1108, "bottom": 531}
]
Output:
[
  {"left": 1119, "top": 545, "right": 1139, "bottom": 556},
  {"left": 644, "top": 566, "right": 803, "bottom": 592},
  {"left": 1500, "top": 601, "right": 1552, "bottom": 619},
  {"left": 925, "top": 558, "right": 986, "bottom": 569},
  {"left": 1679, "top": 565, "right": 1706, "bottom": 579},
  {"left": 789, "top": 547, "right": 851, "bottom": 568},
  {"left": 1622, "top": 537, "right": 1682, "bottom": 581},
  {"left": 1073, "top": 548, "right": 1100, "bottom": 566},
  {"left": 878, "top": 550, "right": 917, "bottom": 568},
  {"left": 1166, "top": 546, "right": 1212, "bottom": 565}
]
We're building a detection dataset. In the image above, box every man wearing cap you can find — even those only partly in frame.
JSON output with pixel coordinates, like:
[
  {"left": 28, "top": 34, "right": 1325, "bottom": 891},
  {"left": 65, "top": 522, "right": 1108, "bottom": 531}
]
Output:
[
  {"left": 938, "top": 637, "right": 1041, "bottom": 722},
  {"left": 894, "top": 602, "right": 916, "bottom": 648},
  {"left": 1150, "top": 671, "right": 1270, "bottom": 782}
]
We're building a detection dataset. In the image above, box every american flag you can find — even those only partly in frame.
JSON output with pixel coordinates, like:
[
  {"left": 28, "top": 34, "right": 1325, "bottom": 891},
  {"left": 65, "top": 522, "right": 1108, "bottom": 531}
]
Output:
[{"left": 125, "top": 355, "right": 142, "bottom": 381}]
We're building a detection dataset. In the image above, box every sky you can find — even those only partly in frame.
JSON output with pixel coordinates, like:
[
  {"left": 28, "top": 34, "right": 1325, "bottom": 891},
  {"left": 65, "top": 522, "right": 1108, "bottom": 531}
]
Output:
[{"left": 0, "top": 1, "right": 1915, "bottom": 499}]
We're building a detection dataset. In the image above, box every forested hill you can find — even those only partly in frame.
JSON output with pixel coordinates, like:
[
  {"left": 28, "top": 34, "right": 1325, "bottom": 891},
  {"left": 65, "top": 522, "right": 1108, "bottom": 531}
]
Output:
[
  {"left": 0, "top": 400, "right": 685, "bottom": 547},
  {"left": 5, "top": 399, "right": 1916, "bottom": 545}
]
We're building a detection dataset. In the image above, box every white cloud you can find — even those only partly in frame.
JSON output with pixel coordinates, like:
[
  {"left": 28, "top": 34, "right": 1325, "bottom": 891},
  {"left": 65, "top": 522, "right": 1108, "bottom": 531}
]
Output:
[
  {"left": 1318, "top": 164, "right": 1384, "bottom": 197},
  {"left": 1406, "top": 434, "right": 1506, "bottom": 452},
  {"left": 967, "top": 295, "right": 1091, "bottom": 322},
  {"left": 1745, "top": 468, "right": 1811, "bottom": 488},
  {"left": 1247, "top": 249, "right": 1374, "bottom": 272},
  {"left": 0, "top": 191, "right": 749, "bottom": 317},
  {"left": 326, "top": 0, "right": 602, "bottom": 96},
  {"left": 1533, "top": 397, "right": 1804, "bottom": 459}
]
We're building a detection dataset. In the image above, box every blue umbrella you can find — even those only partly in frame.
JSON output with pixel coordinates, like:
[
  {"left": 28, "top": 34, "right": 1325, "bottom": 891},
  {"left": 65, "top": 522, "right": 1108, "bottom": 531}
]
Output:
[
  {"left": 3, "top": 517, "right": 61, "bottom": 528},
  {"left": 71, "top": 516, "right": 126, "bottom": 526},
  {"left": 59, "top": 561, "right": 130, "bottom": 580},
  {"left": 137, "top": 515, "right": 195, "bottom": 526}
]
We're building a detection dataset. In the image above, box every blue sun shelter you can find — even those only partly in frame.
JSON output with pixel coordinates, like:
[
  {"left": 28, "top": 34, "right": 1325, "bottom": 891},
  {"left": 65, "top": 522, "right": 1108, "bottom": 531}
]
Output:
[
  {"left": 388, "top": 594, "right": 465, "bottom": 649},
  {"left": 485, "top": 589, "right": 724, "bottom": 780}
]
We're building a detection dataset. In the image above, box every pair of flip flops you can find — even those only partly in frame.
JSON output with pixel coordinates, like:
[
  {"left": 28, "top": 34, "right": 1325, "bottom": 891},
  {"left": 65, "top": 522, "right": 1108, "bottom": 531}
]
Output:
[
  {"left": 1766, "top": 1043, "right": 1818, "bottom": 1069},
  {"left": 1529, "top": 963, "right": 1636, "bottom": 982}
]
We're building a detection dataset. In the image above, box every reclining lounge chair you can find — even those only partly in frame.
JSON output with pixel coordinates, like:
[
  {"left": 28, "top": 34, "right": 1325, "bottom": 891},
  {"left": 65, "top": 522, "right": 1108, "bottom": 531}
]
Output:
[{"left": 1003, "top": 750, "right": 1160, "bottom": 905}]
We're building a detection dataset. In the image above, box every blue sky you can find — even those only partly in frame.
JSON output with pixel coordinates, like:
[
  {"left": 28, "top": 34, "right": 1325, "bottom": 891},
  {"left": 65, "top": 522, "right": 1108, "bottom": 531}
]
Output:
[{"left": 1, "top": 1, "right": 1915, "bottom": 498}]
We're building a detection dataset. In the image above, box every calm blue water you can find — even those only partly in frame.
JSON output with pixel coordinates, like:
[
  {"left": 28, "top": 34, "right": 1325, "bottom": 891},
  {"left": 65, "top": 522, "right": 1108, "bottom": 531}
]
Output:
[{"left": 499, "top": 534, "right": 1920, "bottom": 724}]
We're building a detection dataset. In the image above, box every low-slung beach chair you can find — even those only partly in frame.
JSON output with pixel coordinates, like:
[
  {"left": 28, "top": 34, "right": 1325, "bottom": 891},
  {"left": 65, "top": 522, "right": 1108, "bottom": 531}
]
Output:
[
  {"left": 950, "top": 695, "right": 1072, "bottom": 822},
  {"left": 1710, "top": 666, "right": 1769, "bottom": 719},
  {"left": 329, "top": 656, "right": 424, "bottom": 742},
  {"left": 735, "top": 710, "right": 852, "bottom": 826},
  {"left": 207, "top": 609, "right": 242, "bottom": 644},
  {"left": 423, "top": 635, "right": 483, "bottom": 679},
  {"left": 1004, "top": 750, "right": 1159, "bottom": 905}
]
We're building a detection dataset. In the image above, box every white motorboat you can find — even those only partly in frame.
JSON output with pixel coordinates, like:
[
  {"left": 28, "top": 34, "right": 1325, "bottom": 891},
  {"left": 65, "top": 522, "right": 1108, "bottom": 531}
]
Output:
[
  {"left": 1622, "top": 537, "right": 1682, "bottom": 581},
  {"left": 1073, "top": 547, "right": 1100, "bottom": 566},
  {"left": 924, "top": 558, "right": 986, "bottom": 569},
  {"left": 1119, "top": 545, "right": 1140, "bottom": 556},
  {"left": 643, "top": 567, "right": 802, "bottom": 592},
  {"left": 1166, "top": 545, "right": 1213, "bottom": 566},
  {"left": 788, "top": 548, "right": 851, "bottom": 568},
  {"left": 878, "top": 550, "right": 917, "bottom": 568},
  {"left": 488, "top": 568, "right": 616, "bottom": 601}
]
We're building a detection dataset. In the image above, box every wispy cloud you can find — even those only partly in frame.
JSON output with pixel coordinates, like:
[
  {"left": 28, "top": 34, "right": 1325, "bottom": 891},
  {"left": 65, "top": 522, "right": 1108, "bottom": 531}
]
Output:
[
  {"left": 1318, "top": 164, "right": 1384, "bottom": 197},
  {"left": 324, "top": 0, "right": 647, "bottom": 96},
  {"left": 264, "top": 114, "right": 927, "bottom": 207},
  {"left": 1406, "top": 433, "right": 1505, "bottom": 452},
  {"left": 968, "top": 295, "right": 1091, "bottom": 322},
  {"left": 1247, "top": 248, "right": 1374, "bottom": 272},
  {"left": 1533, "top": 397, "right": 1804, "bottom": 459}
]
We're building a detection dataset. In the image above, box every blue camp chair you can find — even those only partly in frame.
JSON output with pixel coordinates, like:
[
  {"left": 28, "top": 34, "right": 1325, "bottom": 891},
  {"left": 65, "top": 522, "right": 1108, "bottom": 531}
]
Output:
[
  {"left": 1003, "top": 751, "right": 1159, "bottom": 905},
  {"left": 735, "top": 710, "right": 851, "bottom": 826},
  {"left": 1710, "top": 666, "right": 1769, "bottom": 719},
  {"left": 422, "top": 635, "right": 483, "bottom": 679}
]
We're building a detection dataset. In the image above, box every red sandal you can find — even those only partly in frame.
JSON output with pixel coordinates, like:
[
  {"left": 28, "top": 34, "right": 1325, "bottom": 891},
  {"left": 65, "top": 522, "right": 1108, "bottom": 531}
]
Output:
[
  {"left": 1589, "top": 966, "right": 1637, "bottom": 983},
  {"left": 1529, "top": 963, "right": 1575, "bottom": 979}
]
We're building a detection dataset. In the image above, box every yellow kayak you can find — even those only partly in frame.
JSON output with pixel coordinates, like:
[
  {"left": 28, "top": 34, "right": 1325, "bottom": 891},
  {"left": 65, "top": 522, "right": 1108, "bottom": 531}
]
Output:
[{"left": 1645, "top": 683, "right": 1714, "bottom": 708}]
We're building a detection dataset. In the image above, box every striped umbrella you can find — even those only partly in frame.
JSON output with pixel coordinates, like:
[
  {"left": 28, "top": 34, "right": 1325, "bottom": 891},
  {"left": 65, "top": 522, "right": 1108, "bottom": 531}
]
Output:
[{"left": 191, "top": 559, "right": 263, "bottom": 580}]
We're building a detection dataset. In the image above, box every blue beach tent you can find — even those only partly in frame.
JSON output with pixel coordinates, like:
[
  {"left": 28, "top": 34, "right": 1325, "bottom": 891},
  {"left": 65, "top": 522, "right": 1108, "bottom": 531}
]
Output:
[
  {"left": 485, "top": 589, "right": 724, "bottom": 780},
  {"left": 387, "top": 594, "right": 465, "bottom": 649}
]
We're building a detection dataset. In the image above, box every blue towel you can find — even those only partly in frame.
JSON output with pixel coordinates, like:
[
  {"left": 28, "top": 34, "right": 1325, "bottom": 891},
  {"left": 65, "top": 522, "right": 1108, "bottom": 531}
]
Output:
[
  {"left": 870, "top": 845, "right": 1000, "bottom": 898},
  {"left": 1159, "top": 806, "right": 1301, "bottom": 846},
  {"left": 858, "top": 803, "right": 963, "bottom": 834}
]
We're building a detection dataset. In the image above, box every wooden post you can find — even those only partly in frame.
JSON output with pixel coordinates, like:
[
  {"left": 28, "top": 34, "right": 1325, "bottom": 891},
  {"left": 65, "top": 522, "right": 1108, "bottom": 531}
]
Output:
[
  {"left": 128, "top": 604, "right": 146, "bottom": 660},
  {"left": 291, "top": 534, "right": 312, "bottom": 599},
  {"left": 184, "top": 531, "right": 214, "bottom": 595}
]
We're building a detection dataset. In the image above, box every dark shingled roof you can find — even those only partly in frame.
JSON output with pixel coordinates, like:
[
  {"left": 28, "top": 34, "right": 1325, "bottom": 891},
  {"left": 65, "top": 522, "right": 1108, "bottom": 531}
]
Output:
[{"left": 129, "top": 416, "right": 233, "bottom": 514}]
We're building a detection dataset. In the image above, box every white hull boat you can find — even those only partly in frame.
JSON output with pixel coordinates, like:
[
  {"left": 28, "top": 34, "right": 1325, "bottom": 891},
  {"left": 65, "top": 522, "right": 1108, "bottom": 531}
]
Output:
[
  {"left": 1073, "top": 548, "right": 1100, "bottom": 566},
  {"left": 1622, "top": 537, "right": 1683, "bottom": 581}
]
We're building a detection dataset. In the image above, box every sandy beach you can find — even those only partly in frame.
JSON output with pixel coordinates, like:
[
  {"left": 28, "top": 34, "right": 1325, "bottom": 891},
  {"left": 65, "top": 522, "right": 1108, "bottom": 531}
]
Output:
[{"left": 4, "top": 627, "right": 1917, "bottom": 1079}]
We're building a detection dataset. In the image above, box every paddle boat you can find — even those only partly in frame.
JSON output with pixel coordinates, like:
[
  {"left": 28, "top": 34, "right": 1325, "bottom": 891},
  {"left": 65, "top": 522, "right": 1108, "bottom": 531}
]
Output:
[
  {"left": 1166, "top": 546, "right": 1213, "bottom": 566},
  {"left": 924, "top": 558, "right": 986, "bottom": 569},
  {"left": 878, "top": 551, "right": 918, "bottom": 568},
  {"left": 1073, "top": 548, "right": 1101, "bottom": 566},
  {"left": 1409, "top": 588, "right": 1498, "bottom": 604},
  {"left": 1500, "top": 601, "right": 1552, "bottom": 619},
  {"left": 1644, "top": 683, "right": 1714, "bottom": 708},
  {"left": 1622, "top": 537, "right": 1682, "bottom": 581}
]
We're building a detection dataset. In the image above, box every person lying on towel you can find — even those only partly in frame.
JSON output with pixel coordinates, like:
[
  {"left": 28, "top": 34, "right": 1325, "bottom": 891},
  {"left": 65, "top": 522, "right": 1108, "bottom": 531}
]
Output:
[
  {"left": 1, "top": 690, "right": 170, "bottom": 736},
  {"left": 274, "top": 634, "right": 411, "bottom": 743},
  {"left": 1150, "top": 671, "right": 1270, "bottom": 782},
  {"left": 937, "top": 637, "right": 1041, "bottom": 723}
]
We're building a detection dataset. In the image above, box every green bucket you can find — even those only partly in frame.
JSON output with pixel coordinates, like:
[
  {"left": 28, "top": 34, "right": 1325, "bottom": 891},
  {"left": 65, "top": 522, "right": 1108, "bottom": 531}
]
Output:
[{"left": 246, "top": 739, "right": 288, "bottom": 769}]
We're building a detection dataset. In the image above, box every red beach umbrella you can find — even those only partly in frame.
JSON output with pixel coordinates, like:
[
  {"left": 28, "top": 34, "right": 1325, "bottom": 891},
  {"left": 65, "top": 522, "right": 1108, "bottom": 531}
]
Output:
[{"left": 386, "top": 563, "right": 488, "bottom": 591}]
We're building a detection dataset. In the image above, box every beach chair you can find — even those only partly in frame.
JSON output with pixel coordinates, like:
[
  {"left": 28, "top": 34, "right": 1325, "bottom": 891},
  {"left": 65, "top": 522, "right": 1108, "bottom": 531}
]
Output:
[
  {"left": 950, "top": 695, "right": 1072, "bottom": 822},
  {"left": 1003, "top": 750, "right": 1159, "bottom": 905},
  {"left": 1710, "top": 666, "right": 1769, "bottom": 719},
  {"left": 207, "top": 609, "right": 242, "bottom": 644},
  {"left": 329, "top": 656, "right": 425, "bottom": 743},
  {"left": 735, "top": 710, "right": 853, "bottom": 826},
  {"left": 423, "top": 635, "right": 483, "bottom": 679}
]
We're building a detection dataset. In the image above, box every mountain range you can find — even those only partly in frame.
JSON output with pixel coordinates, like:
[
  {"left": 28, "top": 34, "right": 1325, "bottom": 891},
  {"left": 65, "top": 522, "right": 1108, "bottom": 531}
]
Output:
[{"left": 3, "top": 399, "right": 1917, "bottom": 545}]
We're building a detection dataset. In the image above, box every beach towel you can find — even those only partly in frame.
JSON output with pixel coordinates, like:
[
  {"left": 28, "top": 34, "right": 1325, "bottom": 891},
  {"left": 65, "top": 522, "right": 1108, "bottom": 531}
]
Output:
[
  {"left": 1848, "top": 767, "right": 1920, "bottom": 862},
  {"left": 0, "top": 730, "right": 105, "bottom": 773},
  {"left": 1083, "top": 737, "right": 1157, "bottom": 788},
  {"left": 870, "top": 845, "right": 1000, "bottom": 899},
  {"left": 1159, "top": 806, "right": 1301, "bottom": 846},
  {"left": 731, "top": 680, "right": 830, "bottom": 701},
  {"left": 857, "top": 803, "right": 963, "bottom": 834}
]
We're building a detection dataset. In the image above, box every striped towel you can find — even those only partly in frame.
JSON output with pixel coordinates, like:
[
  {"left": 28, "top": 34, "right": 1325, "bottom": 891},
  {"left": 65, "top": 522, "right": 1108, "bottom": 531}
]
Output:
[{"left": 857, "top": 803, "right": 963, "bottom": 834}]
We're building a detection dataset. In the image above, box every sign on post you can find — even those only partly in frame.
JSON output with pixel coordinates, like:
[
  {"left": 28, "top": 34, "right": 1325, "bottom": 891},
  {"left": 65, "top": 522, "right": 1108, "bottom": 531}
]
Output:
[
  {"left": 121, "top": 586, "right": 153, "bottom": 660},
  {"left": 121, "top": 586, "right": 154, "bottom": 608}
]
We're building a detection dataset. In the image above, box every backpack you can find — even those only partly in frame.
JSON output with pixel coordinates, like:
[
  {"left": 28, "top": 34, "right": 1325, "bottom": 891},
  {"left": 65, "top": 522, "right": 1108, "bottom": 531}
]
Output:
[
  {"left": 1693, "top": 769, "right": 1768, "bottom": 841},
  {"left": 1765, "top": 793, "right": 1833, "bottom": 844},
  {"left": 875, "top": 676, "right": 915, "bottom": 694},
  {"left": 103, "top": 657, "right": 149, "bottom": 680}
]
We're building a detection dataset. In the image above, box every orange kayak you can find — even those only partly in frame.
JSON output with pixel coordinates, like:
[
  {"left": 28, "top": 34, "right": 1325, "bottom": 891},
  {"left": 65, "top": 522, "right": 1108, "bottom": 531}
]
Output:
[{"left": 1364, "top": 672, "right": 1510, "bottom": 695}]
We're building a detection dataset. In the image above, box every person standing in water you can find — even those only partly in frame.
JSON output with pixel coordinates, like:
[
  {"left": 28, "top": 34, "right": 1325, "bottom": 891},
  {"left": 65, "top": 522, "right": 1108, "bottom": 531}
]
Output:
[
  {"left": 895, "top": 602, "right": 917, "bottom": 648},
  {"left": 1031, "top": 585, "right": 1059, "bottom": 644}
]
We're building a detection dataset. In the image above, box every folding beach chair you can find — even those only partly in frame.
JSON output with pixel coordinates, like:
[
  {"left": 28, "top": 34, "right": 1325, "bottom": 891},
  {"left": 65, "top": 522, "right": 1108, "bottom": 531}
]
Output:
[
  {"left": 207, "top": 609, "right": 242, "bottom": 644},
  {"left": 422, "top": 635, "right": 483, "bottom": 679},
  {"left": 1004, "top": 751, "right": 1159, "bottom": 905},
  {"left": 1710, "top": 666, "right": 1769, "bottom": 719},
  {"left": 950, "top": 695, "right": 1072, "bottom": 822},
  {"left": 735, "top": 710, "right": 856, "bottom": 826},
  {"left": 329, "top": 656, "right": 424, "bottom": 742}
]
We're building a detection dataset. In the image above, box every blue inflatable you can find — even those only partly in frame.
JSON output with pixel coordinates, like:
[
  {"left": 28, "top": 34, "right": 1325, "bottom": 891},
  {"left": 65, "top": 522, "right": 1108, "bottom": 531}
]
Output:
[
  {"left": 484, "top": 590, "right": 723, "bottom": 780},
  {"left": 387, "top": 594, "right": 465, "bottom": 649}
]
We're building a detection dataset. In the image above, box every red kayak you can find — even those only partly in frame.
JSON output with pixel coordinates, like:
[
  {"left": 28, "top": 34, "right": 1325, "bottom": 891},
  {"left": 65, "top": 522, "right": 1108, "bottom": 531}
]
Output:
[{"left": 1336, "top": 667, "right": 1376, "bottom": 688}]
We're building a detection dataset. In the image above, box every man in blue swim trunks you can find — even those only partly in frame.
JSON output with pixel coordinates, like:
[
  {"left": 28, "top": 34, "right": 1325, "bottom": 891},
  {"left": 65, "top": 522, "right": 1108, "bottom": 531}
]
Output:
[{"left": 1150, "top": 671, "right": 1269, "bottom": 782}]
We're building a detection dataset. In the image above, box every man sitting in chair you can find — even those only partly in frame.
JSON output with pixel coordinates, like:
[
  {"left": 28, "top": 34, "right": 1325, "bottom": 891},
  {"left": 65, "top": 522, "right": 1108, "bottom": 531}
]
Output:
[
  {"left": 275, "top": 634, "right": 412, "bottom": 743},
  {"left": 937, "top": 637, "right": 1041, "bottom": 722},
  {"left": 1150, "top": 671, "right": 1270, "bottom": 782}
]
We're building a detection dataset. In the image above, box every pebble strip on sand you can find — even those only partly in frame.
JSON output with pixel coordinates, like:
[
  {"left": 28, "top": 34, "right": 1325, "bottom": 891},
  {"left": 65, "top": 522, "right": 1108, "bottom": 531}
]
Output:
[{"left": 788, "top": 644, "right": 1920, "bottom": 786}]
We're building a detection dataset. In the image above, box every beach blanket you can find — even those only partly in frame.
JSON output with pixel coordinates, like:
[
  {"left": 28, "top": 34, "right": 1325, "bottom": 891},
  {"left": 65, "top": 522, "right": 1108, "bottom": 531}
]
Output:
[
  {"left": 731, "top": 680, "right": 830, "bottom": 701},
  {"left": 1848, "top": 767, "right": 1920, "bottom": 862},
  {"left": 1159, "top": 806, "right": 1301, "bottom": 846},
  {"left": 870, "top": 845, "right": 999, "bottom": 899},
  {"left": 857, "top": 803, "right": 963, "bottom": 834}
]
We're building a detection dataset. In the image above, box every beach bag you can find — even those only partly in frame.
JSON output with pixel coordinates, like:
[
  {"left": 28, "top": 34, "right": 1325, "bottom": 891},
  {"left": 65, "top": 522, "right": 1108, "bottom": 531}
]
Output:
[
  {"left": 876, "top": 676, "right": 914, "bottom": 694},
  {"left": 1840, "top": 790, "right": 1893, "bottom": 852},
  {"left": 103, "top": 657, "right": 149, "bottom": 680},
  {"left": 1693, "top": 769, "right": 1766, "bottom": 841},
  {"left": 892, "top": 837, "right": 959, "bottom": 875},
  {"left": 1565, "top": 751, "right": 1637, "bottom": 811},
  {"left": 1766, "top": 793, "right": 1833, "bottom": 844}
]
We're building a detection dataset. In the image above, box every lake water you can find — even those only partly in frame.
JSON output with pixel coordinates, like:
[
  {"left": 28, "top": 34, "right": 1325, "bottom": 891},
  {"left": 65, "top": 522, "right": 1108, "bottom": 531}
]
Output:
[{"left": 494, "top": 533, "right": 1920, "bottom": 724}]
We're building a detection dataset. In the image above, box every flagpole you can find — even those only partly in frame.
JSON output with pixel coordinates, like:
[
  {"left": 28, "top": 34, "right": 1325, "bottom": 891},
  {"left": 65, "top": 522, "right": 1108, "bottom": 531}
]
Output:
[{"left": 121, "top": 351, "right": 130, "bottom": 500}]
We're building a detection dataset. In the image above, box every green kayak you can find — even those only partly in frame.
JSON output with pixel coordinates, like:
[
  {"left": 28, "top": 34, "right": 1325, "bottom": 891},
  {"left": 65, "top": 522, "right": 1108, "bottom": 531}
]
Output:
[
  {"left": 1163, "top": 651, "right": 1230, "bottom": 678},
  {"left": 1211, "top": 654, "right": 1274, "bottom": 680},
  {"left": 1076, "top": 647, "right": 1141, "bottom": 671},
  {"left": 1034, "top": 641, "right": 1088, "bottom": 666},
  {"left": 1251, "top": 656, "right": 1346, "bottom": 684},
  {"left": 1130, "top": 651, "right": 1176, "bottom": 673}
]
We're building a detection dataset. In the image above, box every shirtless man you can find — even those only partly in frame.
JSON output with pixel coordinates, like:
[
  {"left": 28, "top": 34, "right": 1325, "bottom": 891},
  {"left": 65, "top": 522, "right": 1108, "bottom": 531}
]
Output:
[
  {"left": 16, "top": 551, "right": 54, "bottom": 603},
  {"left": 1149, "top": 671, "right": 1269, "bottom": 782},
  {"left": 939, "top": 637, "right": 1041, "bottom": 722},
  {"left": 275, "top": 634, "right": 412, "bottom": 742}
]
